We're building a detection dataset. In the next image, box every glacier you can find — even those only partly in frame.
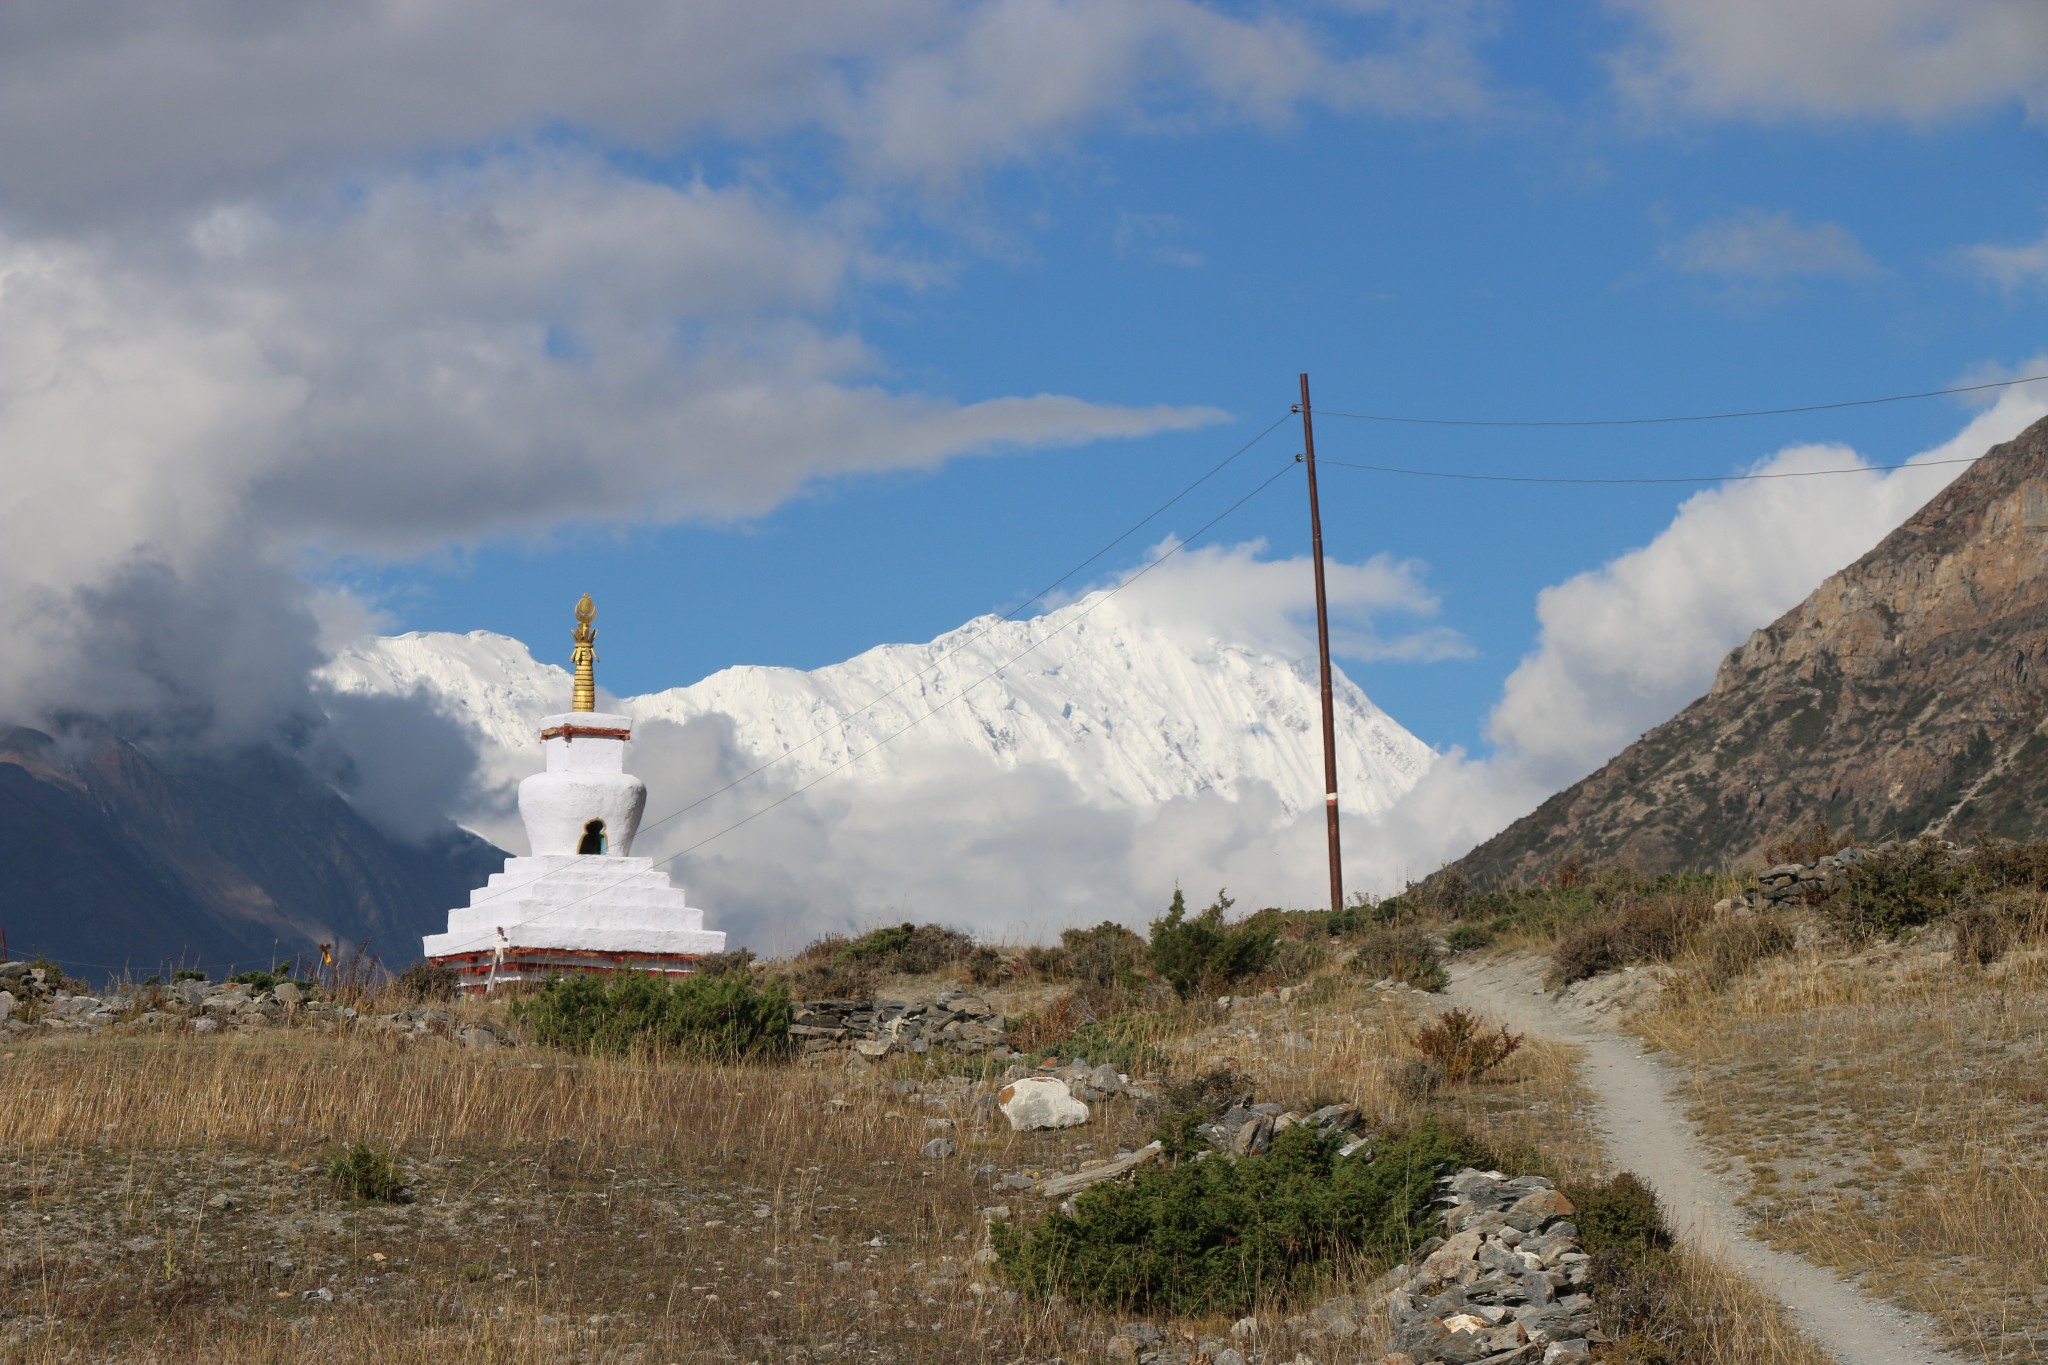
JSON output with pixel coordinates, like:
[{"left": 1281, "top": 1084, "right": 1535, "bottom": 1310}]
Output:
[{"left": 320, "top": 587, "right": 1436, "bottom": 853}]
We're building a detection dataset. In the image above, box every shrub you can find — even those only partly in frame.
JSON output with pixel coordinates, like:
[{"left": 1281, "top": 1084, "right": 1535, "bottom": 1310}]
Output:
[
  {"left": 1059, "top": 921, "right": 1146, "bottom": 987},
  {"left": 1148, "top": 890, "right": 1276, "bottom": 1000},
  {"left": 328, "top": 1141, "right": 408, "bottom": 1203},
  {"left": 1407, "top": 1007, "right": 1522, "bottom": 1085},
  {"left": 1442, "top": 922, "right": 1493, "bottom": 954},
  {"left": 781, "top": 922, "right": 977, "bottom": 997},
  {"left": 1391, "top": 1057, "right": 1446, "bottom": 1103},
  {"left": 963, "top": 945, "right": 1006, "bottom": 987},
  {"left": 1697, "top": 915, "right": 1797, "bottom": 991},
  {"left": 1832, "top": 839, "right": 1969, "bottom": 941},
  {"left": 516, "top": 971, "right": 793, "bottom": 1061},
  {"left": 172, "top": 969, "right": 206, "bottom": 983},
  {"left": 1953, "top": 899, "right": 2023, "bottom": 967},
  {"left": 228, "top": 963, "right": 309, "bottom": 992},
  {"left": 394, "top": 960, "right": 460, "bottom": 1002},
  {"left": 992, "top": 1118, "right": 1477, "bottom": 1314},
  {"left": 1353, "top": 925, "right": 1448, "bottom": 992},
  {"left": 1562, "top": 1170, "right": 1672, "bottom": 1263},
  {"left": 1548, "top": 888, "right": 1713, "bottom": 986}
]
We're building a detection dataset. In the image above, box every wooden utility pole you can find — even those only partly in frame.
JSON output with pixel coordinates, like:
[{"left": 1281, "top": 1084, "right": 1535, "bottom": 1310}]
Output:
[{"left": 1296, "top": 372, "right": 1344, "bottom": 913}]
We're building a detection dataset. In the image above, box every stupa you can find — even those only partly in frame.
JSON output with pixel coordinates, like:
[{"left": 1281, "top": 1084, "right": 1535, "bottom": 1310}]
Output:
[{"left": 422, "top": 594, "right": 726, "bottom": 990}]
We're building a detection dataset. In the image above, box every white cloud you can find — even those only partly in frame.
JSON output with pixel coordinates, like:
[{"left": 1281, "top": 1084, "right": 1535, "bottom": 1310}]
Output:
[
  {"left": 1105, "top": 537, "right": 1472, "bottom": 665},
  {"left": 1336, "top": 379, "right": 2048, "bottom": 889},
  {"left": 1663, "top": 208, "right": 1877, "bottom": 281},
  {"left": 0, "top": 157, "right": 1221, "bottom": 737},
  {"left": 1961, "top": 219, "right": 2048, "bottom": 289},
  {"left": 1608, "top": 0, "right": 2048, "bottom": 123}
]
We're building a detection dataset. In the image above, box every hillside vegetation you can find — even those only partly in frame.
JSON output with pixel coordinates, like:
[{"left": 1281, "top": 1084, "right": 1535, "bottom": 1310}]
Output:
[{"left": 0, "top": 889, "right": 1843, "bottom": 1365}]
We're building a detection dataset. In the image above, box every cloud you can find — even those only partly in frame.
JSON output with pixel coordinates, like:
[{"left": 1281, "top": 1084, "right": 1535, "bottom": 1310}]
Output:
[
  {"left": 0, "top": 156, "right": 1225, "bottom": 739},
  {"left": 1608, "top": 0, "right": 2048, "bottom": 123},
  {"left": 1662, "top": 208, "right": 1877, "bottom": 282},
  {"left": 1334, "top": 378, "right": 2048, "bottom": 889},
  {"left": 1960, "top": 219, "right": 2048, "bottom": 290},
  {"left": 0, "top": 1, "right": 1504, "bottom": 222}
]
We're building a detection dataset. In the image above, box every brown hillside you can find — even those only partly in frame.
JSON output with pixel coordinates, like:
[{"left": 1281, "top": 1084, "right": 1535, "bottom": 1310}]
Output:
[{"left": 1456, "top": 414, "right": 2048, "bottom": 884}]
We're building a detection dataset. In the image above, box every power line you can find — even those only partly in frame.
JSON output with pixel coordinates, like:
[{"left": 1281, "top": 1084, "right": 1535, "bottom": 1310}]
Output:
[
  {"left": 1317, "top": 453, "right": 1984, "bottom": 487},
  {"left": 1312, "top": 372, "right": 2048, "bottom": 429}
]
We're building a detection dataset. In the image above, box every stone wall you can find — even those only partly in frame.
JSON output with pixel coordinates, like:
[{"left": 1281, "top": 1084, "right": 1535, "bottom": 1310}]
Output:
[{"left": 789, "top": 990, "right": 1005, "bottom": 1060}]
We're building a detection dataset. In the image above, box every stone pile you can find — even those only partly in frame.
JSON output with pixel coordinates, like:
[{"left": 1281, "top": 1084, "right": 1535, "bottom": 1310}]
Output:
[
  {"left": 1201, "top": 1101, "right": 1368, "bottom": 1157},
  {"left": 1375, "top": 1168, "right": 1598, "bottom": 1365},
  {"left": 1716, "top": 837, "right": 1964, "bottom": 914},
  {"left": 789, "top": 990, "right": 1005, "bottom": 1060}
]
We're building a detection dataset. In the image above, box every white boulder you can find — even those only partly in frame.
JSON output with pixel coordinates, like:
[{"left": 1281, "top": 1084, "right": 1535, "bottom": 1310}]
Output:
[{"left": 998, "top": 1076, "right": 1090, "bottom": 1131}]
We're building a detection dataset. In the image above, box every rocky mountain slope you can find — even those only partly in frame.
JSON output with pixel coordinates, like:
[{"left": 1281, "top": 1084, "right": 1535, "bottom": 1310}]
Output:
[
  {"left": 0, "top": 724, "right": 503, "bottom": 976},
  {"left": 322, "top": 589, "right": 1436, "bottom": 832},
  {"left": 1456, "top": 414, "right": 2048, "bottom": 883}
]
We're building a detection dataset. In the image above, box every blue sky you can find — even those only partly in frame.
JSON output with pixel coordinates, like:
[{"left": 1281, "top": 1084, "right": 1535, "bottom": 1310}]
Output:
[
  {"left": 302, "top": 2, "right": 2048, "bottom": 760},
  {"left": 2, "top": 0, "right": 2045, "bottom": 774}
]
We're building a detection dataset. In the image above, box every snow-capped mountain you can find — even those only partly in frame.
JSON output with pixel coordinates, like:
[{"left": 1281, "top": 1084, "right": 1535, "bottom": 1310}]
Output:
[{"left": 319, "top": 589, "right": 1435, "bottom": 833}]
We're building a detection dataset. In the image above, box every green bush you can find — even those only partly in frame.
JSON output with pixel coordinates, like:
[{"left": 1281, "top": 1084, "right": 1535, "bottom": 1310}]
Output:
[
  {"left": 1353, "top": 925, "right": 1448, "bottom": 992},
  {"left": 1148, "top": 890, "right": 1276, "bottom": 1000},
  {"left": 1562, "top": 1170, "right": 1671, "bottom": 1263},
  {"left": 992, "top": 1118, "right": 1477, "bottom": 1313},
  {"left": 229, "top": 964, "right": 311, "bottom": 993},
  {"left": 516, "top": 971, "right": 793, "bottom": 1061},
  {"left": 1442, "top": 923, "right": 1493, "bottom": 954},
  {"left": 172, "top": 969, "right": 206, "bottom": 983},
  {"left": 328, "top": 1141, "right": 409, "bottom": 1203},
  {"left": 1831, "top": 840, "right": 1968, "bottom": 940}
]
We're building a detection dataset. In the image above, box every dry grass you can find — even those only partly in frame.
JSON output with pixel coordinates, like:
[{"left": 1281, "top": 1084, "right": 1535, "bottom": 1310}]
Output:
[
  {"left": 1, "top": 962, "right": 1832, "bottom": 1363},
  {"left": 1639, "top": 937, "right": 2048, "bottom": 1362}
]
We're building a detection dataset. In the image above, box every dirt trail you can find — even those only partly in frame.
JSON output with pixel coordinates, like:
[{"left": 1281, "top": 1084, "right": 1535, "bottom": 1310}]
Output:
[{"left": 1445, "top": 956, "right": 1968, "bottom": 1365}]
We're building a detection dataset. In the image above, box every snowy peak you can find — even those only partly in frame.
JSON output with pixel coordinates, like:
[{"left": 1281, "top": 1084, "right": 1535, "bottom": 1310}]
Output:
[{"left": 319, "top": 590, "right": 1435, "bottom": 821}]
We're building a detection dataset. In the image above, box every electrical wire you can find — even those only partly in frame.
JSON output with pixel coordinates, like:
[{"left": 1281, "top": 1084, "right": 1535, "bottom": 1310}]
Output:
[
  {"left": 1316, "top": 453, "right": 1983, "bottom": 487},
  {"left": 1310, "top": 372, "right": 2048, "bottom": 429}
]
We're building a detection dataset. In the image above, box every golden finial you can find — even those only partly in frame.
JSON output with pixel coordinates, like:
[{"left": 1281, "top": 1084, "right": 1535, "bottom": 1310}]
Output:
[{"left": 571, "top": 593, "right": 598, "bottom": 712}]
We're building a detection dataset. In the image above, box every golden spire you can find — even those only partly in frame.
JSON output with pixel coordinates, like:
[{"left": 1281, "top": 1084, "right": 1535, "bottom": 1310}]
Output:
[{"left": 570, "top": 593, "right": 598, "bottom": 712}]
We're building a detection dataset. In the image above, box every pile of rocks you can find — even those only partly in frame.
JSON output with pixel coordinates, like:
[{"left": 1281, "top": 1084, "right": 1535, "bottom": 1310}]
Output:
[
  {"left": 790, "top": 990, "right": 1005, "bottom": 1060},
  {"left": 1717, "top": 837, "right": 1963, "bottom": 913},
  {"left": 1376, "top": 1168, "right": 1598, "bottom": 1365},
  {"left": 1201, "top": 1101, "right": 1368, "bottom": 1157}
]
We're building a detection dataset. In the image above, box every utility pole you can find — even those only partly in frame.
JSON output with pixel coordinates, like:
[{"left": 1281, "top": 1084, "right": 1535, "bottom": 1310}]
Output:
[{"left": 1295, "top": 372, "right": 1344, "bottom": 914}]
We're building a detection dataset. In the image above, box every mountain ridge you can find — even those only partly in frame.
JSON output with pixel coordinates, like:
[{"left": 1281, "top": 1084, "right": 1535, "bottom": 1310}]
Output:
[
  {"left": 321, "top": 588, "right": 1438, "bottom": 848},
  {"left": 1454, "top": 414, "right": 2048, "bottom": 883}
]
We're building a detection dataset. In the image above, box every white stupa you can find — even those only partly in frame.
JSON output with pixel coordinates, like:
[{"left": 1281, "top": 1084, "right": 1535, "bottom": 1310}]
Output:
[{"left": 422, "top": 594, "right": 726, "bottom": 990}]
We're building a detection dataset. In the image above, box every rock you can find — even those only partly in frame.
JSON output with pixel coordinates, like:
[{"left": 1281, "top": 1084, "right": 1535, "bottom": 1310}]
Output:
[
  {"left": 301, "top": 1287, "right": 333, "bottom": 1302},
  {"left": 1213, "top": 1350, "right": 1246, "bottom": 1365},
  {"left": 191, "top": 1017, "right": 219, "bottom": 1035},
  {"left": 921, "top": 1137, "right": 957, "bottom": 1159},
  {"left": 205, "top": 1192, "right": 237, "bottom": 1211},
  {"left": 273, "top": 981, "right": 304, "bottom": 1005},
  {"left": 853, "top": 1040, "right": 898, "bottom": 1061},
  {"left": 459, "top": 1026, "right": 499, "bottom": 1051},
  {"left": 1422, "top": 1229, "right": 1483, "bottom": 1282},
  {"left": 1088, "top": 1063, "right": 1126, "bottom": 1096},
  {"left": 1036, "top": 1142, "right": 1163, "bottom": 1199},
  {"left": 0, "top": 991, "right": 14, "bottom": 1023},
  {"left": 997, "top": 1077, "right": 1089, "bottom": 1130}
]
